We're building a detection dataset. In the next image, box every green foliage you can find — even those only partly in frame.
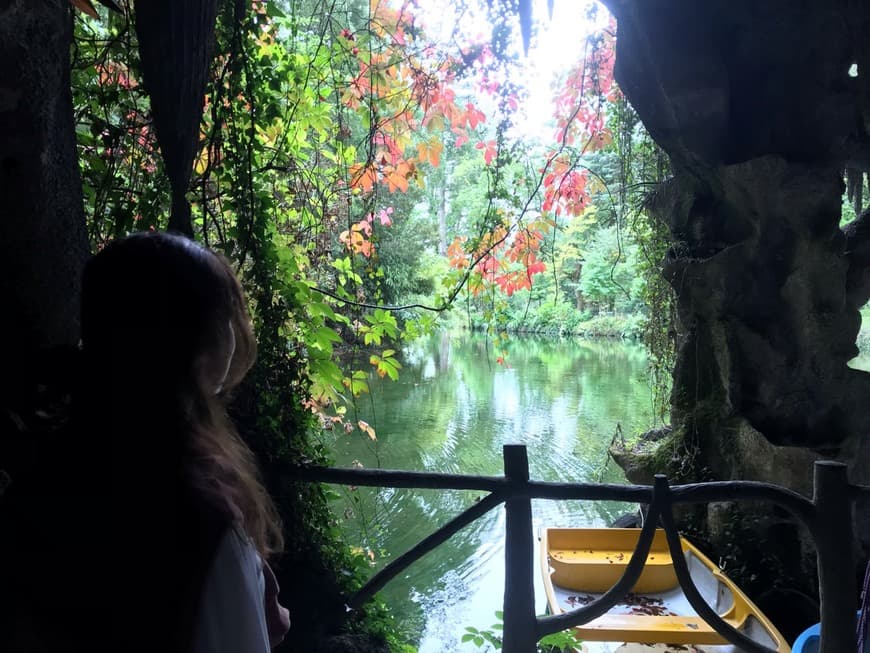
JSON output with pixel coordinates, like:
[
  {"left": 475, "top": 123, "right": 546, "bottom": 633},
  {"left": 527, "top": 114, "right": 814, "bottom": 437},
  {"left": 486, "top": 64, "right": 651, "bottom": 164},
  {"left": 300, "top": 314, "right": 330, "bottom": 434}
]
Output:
[
  {"left": 465, "top": 212, "right": 646, "bottom": 339},
  {"left": 369, "top": 349, "right": 402, "bottom": 381},
  {"left": 463, "top": 612, "right": 583, "bottom": 652},
  {"left": 578, "top": 225, "right": 640, "bottom": 313},
  {"left": 70, "top": 0, "right": 669, "bottom": 424},
  {"left": 71, "top": 9, "right": 170, "bottom": 240},
  {"left": 841, "top": 175, "right": 869, "bottom": 226},
  {"left": 609, "top": 98, "right": 675, "bottom": 423}
]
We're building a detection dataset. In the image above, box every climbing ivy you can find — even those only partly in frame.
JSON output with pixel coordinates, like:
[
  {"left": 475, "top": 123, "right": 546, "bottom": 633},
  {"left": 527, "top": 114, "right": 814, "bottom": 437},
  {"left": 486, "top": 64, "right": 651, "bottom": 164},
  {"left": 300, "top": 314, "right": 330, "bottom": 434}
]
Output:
[{"left": 610, "top": 95, "right": 675, "bottom": 423}]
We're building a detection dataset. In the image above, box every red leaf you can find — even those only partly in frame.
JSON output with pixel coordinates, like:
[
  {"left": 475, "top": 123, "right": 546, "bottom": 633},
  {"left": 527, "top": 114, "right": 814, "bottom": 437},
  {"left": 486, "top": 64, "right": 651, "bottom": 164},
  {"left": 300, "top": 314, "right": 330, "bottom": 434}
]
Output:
[{"left": 71, "top": 0, "right": 99, "bottom": 18}]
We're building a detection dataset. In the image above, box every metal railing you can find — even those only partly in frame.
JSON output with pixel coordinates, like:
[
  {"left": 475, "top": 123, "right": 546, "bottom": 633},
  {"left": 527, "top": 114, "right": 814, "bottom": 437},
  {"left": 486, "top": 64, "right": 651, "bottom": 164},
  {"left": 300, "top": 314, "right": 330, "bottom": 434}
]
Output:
[{"left": 287, "top": 444, "right": 870, "bottom": 653}]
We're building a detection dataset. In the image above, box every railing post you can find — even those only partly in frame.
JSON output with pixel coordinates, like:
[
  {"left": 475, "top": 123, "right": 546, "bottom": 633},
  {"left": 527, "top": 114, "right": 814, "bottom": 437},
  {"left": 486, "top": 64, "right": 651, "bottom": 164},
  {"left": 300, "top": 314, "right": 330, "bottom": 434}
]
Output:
[
  {"left": 813, "top": 461, "right": 856, "bottom": 653},
  {"left": 502, "top": 444, "right": 536, "bottom": 653}
]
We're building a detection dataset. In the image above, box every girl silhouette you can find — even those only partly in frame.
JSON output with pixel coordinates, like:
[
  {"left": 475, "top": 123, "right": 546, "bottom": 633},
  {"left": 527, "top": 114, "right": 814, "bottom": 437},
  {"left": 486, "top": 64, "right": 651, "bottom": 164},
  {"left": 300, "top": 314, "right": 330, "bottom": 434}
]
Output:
[{"left": 80, "top": 231, "right": 290, "bottom": 652}]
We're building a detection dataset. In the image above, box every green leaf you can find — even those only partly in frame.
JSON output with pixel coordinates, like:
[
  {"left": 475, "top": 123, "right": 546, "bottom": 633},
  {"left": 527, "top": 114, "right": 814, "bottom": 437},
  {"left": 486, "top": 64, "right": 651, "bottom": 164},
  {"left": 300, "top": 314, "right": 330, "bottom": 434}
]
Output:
[
  {"left": 482, "top": 631, "right": 501, "bottom": 647},
  {"left": 265, "top": 2, "right": 285, "bottom": 17},
  {"left": 308, "top": 301, "right": 338, "bottom": 320},
  {"left": 344, "top": 372, "right": 369, "bottom": 396},
  {"left": 382, "top": 358, "right": 400, "bottom": 381},
  {"left": 315, "top": 325, "right": 341, "bottom": 343},
  {"left": 323, "top": 487, "right": 342, "bottom": 502}
]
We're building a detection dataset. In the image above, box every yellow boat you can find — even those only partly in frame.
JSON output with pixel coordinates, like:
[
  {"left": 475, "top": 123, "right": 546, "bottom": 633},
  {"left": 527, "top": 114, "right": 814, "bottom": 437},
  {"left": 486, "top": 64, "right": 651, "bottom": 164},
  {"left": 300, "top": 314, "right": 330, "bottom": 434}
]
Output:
[{"left": 540, "top": 528, "right": 790, "bottom": 653}]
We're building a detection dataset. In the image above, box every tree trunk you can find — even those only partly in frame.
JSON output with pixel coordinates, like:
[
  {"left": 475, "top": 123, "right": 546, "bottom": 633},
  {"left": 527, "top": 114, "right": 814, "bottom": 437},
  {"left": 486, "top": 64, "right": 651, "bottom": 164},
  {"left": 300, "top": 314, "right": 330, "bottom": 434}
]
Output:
[
  {"left": 0, "top": 0, "right": 89, "bottom": 399},
  {"left": 1, "top": 4, "right": 92, "bottom": 649},
  {"left": 437, "top": 170, "right": 448, "bottom": 256}
]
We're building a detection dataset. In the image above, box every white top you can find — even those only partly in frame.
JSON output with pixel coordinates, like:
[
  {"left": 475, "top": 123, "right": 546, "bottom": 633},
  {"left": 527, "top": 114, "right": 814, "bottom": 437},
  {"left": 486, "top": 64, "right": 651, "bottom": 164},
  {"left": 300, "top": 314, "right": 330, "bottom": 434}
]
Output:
[{"left": 191, "top": 526, "right": 270, "bottom": 653}]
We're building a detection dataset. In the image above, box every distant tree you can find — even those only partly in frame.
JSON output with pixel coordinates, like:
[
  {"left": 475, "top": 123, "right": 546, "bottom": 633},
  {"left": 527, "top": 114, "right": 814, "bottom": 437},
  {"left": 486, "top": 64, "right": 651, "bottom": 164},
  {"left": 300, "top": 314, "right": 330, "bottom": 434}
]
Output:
[{"left": 578, "top": 225, "right": 637, "bottom": 313}]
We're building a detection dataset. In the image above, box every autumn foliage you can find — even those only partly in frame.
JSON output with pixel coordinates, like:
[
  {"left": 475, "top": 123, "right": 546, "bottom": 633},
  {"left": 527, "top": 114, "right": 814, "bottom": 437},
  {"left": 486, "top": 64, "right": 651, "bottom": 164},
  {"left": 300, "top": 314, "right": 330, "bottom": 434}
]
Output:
[{"left": 74, "top": 0, "right": 619, "bottom": 425}]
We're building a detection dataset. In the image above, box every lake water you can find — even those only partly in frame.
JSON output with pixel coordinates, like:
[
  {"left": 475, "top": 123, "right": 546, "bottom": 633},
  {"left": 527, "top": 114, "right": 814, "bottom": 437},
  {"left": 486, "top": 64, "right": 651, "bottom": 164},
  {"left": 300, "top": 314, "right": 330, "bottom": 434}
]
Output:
[{"left": 323, "top": 331, "right": 660, "bottom": 651}]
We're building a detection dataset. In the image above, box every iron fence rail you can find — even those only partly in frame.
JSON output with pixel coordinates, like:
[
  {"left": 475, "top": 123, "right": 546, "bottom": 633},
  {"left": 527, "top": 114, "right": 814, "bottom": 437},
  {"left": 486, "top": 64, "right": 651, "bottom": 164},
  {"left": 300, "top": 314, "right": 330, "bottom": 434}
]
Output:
[{"left": 284, "top": 445, "right": 869, "bottom": 653}]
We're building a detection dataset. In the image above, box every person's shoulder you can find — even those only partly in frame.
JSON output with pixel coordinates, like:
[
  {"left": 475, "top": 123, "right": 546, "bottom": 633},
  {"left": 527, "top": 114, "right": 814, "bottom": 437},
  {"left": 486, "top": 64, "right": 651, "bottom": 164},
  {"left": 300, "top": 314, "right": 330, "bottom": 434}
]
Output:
[{"left": 218, "top": 521, "right": 262, "bottom": 571}]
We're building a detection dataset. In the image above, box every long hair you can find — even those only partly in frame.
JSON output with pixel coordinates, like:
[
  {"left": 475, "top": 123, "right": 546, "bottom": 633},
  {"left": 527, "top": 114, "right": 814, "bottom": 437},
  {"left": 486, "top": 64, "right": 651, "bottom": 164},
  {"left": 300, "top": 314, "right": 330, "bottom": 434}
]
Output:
[{"left": 81, "top": 231, "right": 282, "bottom": 558}]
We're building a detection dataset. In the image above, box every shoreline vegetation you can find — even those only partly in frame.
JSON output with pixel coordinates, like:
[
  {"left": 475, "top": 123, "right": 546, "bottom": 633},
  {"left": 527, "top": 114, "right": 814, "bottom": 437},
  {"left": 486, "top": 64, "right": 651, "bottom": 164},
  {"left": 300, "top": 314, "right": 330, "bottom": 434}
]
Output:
[
  {"left": 466, "top": 307, "right": 870, "bottom": 370},
  {"left": 471, "top": 314, "right": 641, "bottom": 338}
]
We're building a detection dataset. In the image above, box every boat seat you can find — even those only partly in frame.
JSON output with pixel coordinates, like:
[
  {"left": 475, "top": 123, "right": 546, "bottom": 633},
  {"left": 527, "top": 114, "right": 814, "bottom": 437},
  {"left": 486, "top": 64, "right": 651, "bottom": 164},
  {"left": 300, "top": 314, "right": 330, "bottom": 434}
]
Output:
[{"left": 577, "top": 613, "right": 732, "bottom": 645}]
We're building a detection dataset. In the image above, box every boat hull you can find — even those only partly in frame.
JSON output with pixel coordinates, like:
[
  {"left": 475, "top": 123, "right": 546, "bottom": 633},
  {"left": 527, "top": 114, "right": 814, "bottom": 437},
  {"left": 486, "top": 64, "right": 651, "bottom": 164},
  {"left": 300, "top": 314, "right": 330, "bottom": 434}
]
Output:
[{"left": 540, "top": 528, "right": 789, "bottom": 653}]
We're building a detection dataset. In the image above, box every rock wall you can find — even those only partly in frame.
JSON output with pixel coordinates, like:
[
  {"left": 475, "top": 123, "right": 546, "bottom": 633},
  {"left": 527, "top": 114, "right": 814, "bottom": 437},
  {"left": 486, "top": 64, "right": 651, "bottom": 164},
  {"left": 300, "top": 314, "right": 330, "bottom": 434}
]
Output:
[{"left": 603, "top": 0, "right": 870, "bottom": 625}]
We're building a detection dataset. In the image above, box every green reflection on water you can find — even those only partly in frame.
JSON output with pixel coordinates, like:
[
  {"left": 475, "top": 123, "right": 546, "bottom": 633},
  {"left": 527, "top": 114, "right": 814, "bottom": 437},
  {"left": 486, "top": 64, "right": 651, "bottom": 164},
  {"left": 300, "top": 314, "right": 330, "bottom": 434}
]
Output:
[{"left": 324, "top": 332, "right": 658, "bottom": 650}]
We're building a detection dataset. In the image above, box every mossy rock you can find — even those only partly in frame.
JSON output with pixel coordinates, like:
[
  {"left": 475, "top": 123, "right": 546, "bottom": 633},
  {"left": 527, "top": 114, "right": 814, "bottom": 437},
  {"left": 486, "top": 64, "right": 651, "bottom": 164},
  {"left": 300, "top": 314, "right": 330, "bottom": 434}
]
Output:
[{"left": 609, "top": 425, "right": 695, "bottom": 485}]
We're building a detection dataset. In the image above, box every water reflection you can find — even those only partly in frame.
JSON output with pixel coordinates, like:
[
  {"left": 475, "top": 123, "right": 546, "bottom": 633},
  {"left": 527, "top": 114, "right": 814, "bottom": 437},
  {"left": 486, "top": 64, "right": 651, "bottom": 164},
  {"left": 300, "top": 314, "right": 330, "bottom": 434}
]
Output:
[{"left": 326, "top": 331, "right": 658, "bottom": 651}]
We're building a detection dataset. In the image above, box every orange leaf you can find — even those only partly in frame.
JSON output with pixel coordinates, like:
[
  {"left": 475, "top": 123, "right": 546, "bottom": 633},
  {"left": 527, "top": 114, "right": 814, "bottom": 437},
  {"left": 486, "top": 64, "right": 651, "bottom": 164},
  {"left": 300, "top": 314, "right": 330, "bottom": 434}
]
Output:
[
  {"left": 416, "top": 143, "right": 429, "bottom": 164},
  {"left": 427, "top": 141, "right": 442, "bottom": 167},
  {"left": 349, "top": 163, "right": 377, "bottom": 193},
  {"left": 387, "top": 171, "right": 409, "bottom": 193},
  {"left": 447, "top": 237, "right": 469, "bottom": 269}
]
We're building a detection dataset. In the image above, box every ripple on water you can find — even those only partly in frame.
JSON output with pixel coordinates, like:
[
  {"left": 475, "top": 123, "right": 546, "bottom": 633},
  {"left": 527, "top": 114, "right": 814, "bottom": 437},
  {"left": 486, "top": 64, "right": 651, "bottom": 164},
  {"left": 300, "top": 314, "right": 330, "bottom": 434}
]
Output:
[{"left": 329, "top": 333, "right": 658, "bottom": 649}]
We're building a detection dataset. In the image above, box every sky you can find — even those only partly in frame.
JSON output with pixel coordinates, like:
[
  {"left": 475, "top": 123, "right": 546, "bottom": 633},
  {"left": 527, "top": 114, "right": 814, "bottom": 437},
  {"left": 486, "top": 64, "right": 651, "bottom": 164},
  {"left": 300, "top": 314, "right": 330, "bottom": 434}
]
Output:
[
  {"left": 519, "top": 0, "right": 609, "bottom": 139},
  {"left": 416, "top": 0, "right": 611, "bottom": 140}
]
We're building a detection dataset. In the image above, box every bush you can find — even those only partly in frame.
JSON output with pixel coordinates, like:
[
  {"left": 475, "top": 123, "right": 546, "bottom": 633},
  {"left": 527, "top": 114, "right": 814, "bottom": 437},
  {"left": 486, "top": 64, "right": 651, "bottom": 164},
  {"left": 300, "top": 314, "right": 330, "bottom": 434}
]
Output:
[
  {"left": 573, "top": 314, "right": 629, "bottom": 338},
  {"left": 499, "top": 300, "right": 584, "bottom": 335},
  {"left": 621, "top": 312, "right": 646, "bottom": 339},
  {"left": 464, "top": 294, "right": 645, "bottom": 340}
]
